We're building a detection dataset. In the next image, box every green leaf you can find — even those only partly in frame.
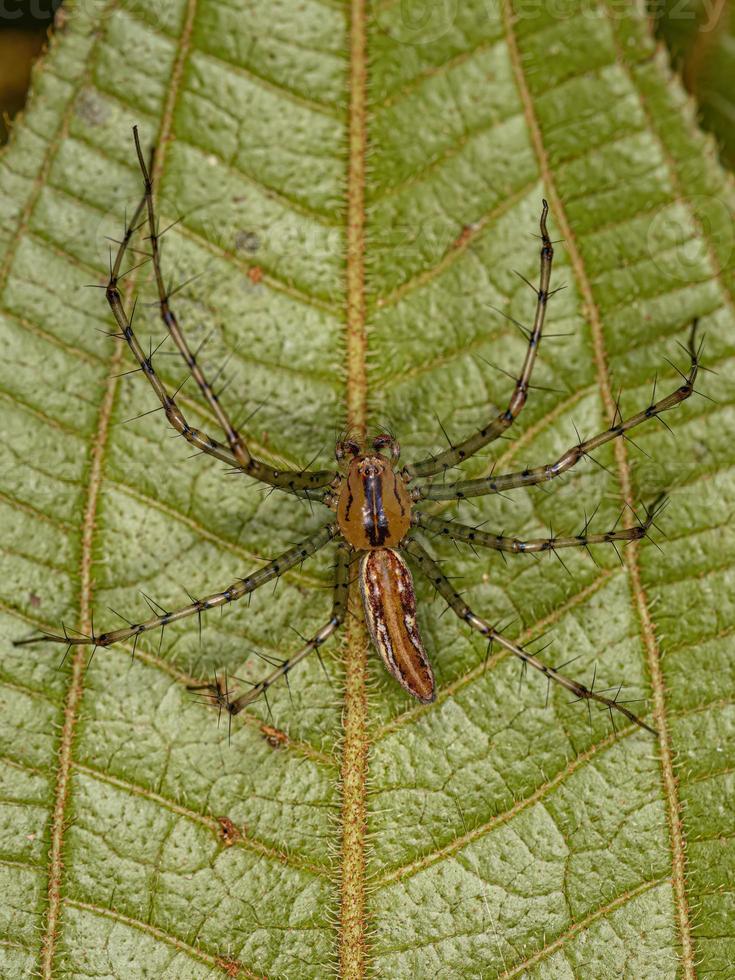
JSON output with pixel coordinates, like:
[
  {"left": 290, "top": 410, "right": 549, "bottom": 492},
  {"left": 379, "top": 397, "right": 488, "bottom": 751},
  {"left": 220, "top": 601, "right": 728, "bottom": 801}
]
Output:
[
  {"left": 652, "top": 0, "right": 735, "bottom": 170},
  {"left": 1, "top": 1, "right": 734, "bottom": 977}
]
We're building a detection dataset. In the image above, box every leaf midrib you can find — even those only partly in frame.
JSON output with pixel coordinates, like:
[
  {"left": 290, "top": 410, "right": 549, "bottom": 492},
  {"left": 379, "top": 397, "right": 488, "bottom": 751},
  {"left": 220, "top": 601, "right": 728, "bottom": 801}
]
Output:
[{"left": 338, "top": 2, "right": 370, "bottom": 978}]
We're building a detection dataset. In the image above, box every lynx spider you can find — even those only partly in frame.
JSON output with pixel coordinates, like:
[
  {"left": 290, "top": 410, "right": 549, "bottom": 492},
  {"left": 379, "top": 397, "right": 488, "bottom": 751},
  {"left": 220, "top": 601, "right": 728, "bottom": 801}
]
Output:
[{"left": 17, "top": 127, "right": 702, "bottom": 736}]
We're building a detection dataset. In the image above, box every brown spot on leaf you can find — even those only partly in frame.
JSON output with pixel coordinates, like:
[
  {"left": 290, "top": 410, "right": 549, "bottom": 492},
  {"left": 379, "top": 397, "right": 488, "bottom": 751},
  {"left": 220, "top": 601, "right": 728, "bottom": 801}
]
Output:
[
  {"left": 247, "top": 266, "right": 263, "bottom": 284},
  {"left": 451, "top": 223, "right": 476, "bottom": 250},
  {"left": 215, "top": 956, "right": 243, "bottom": 977},
  {"left": 260, "top": 723, "right": 287, "bottom": 749},
  {"left": 217, "top": 817, "right": 242, "bottom": 847}
]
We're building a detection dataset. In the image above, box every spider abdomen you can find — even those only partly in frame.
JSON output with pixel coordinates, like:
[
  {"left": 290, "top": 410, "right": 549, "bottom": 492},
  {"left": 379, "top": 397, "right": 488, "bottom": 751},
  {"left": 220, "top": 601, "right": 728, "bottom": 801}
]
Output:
[{"left": 359, "top": 548, "right": 435, "bottom": 704}]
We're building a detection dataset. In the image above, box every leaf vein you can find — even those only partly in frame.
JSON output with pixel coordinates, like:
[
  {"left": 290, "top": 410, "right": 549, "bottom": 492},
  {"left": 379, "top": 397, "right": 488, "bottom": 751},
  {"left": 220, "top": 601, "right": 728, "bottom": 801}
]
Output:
[
  {"left": 0, "top": 0, "right": 117, "bottom": 297},
  {"left": 38, "top": 2, "right": 201, "bottom": 974},
  {"left": 74, "top": 761, "right": 331, "bottom": 876},
  {"left": 373, "top": 723, "right": 634, "bottom": 888},
  {"left": 63, "top": 898, "right": 263, "bottom": 980},
  {"left": 370, "top": 177, "right": 538, "bottom": 313},
  {"left": 43, "top": 176, "right": 343, "bottom": 316},
  {"left": 498, "top": 877, "right": 666, "bottom": 978},
  {"left": 120, "top": 4, "right": 346, "bottom": 118},
  {"left": 501, "top": 2, "right": 696, "bottom": 970}
]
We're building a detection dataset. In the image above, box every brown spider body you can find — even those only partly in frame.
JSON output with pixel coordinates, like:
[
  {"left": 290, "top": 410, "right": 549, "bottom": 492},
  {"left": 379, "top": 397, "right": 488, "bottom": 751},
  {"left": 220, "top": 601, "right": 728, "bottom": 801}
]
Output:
[
  {"left": 334, "top": 444, "right": 433, "bottom": 702},
  {"left": 16, "top": 127, "right": 704, "bottom": 737}
]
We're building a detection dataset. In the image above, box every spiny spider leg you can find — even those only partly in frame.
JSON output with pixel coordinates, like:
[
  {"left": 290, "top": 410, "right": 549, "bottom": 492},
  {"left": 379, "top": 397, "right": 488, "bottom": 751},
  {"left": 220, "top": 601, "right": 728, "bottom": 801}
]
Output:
[
  {"left": 402, "top": 536, "right": 656, "bottom": 734},
  {"left": 218, "top": 543, "right": 351, "bottom": 715},
  {"left": 416, "top": 322, "right": 700, "bottom": 501},
  {"left": 404, "top": 200, "right": 553, "bottom": 481},
  {"left": 106, "top": 193, "right": 258, "bottom": 471},
  {"left": 111, "top": 126, "right": 337, "bottom": 494},
  {"left": 413, "top": 495, "right": 664, "bottom": 554},
  {"left": 14, "top": 524, "right": 337, "bottom": 650}
]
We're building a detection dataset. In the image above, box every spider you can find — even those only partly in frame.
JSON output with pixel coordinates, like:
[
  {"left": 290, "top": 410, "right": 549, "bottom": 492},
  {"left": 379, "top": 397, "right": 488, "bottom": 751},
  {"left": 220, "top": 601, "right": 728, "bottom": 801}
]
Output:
[{"left": 17, "top": 127, "right": 701, "bottom": 736}]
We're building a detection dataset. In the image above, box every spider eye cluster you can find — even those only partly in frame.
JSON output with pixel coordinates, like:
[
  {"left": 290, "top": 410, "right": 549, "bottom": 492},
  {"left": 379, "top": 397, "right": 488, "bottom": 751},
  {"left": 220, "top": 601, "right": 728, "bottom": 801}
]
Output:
[{"left": 335, "top": 433, "right": 400, "bottom": 462}]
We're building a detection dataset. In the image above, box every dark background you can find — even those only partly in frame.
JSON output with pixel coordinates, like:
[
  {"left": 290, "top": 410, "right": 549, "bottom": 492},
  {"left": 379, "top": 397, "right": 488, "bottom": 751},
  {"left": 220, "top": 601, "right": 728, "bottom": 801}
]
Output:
[{"left": 0, "top": 1, "right": 62, "bottom": 143}]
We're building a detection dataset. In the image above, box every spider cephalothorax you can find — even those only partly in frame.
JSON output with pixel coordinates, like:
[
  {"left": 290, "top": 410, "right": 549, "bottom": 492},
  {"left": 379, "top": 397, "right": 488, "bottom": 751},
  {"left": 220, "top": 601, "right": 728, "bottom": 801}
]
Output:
[
  {"left": 16, "top": 126, "right": 703, "bottom": 736},
  {"left": 334, "top": 437, "right": 412, "bottom": 549}
]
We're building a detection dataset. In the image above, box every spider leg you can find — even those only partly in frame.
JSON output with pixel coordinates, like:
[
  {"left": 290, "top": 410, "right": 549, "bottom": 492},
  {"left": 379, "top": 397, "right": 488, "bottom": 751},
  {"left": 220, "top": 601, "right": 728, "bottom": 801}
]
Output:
[
  {"left": 402, "top": 535, "right": 656, "bottom": 735},
  {"left": 413, "top": 495, "right": 664, "bottom": 554},
  {"left": 14, "top": 523, "right": 337, "bottom": 650},
  {"left": 221, "top": 542, "right": 351, "bottom": 715},
  {"left": 415, "top": 321, "right": 700, "bottom": 501},
  {"left": 404, "top": 200, "right": 553, "bottom": 481},
  {"left": 108, "top": 126, "right": 337, "bottom": 494},
  {"left": 106, "top": 227, "right": 246, "bottom": 470}
]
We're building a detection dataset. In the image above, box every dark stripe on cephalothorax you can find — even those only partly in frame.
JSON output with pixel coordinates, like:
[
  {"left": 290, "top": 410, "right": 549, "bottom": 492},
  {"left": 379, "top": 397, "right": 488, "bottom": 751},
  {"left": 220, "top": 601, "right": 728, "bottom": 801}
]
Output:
[
  {"left": 343, "top": 479, "right": 355, "bottom": 523},
  {"left": 363, "top": 473, "right": 388, "bottom": 546}
]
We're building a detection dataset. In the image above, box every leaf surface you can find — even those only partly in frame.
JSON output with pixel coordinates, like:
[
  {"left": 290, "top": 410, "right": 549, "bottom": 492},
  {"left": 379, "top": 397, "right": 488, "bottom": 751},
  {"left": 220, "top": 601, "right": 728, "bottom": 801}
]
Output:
[{"left": 1, "top": 1, "right": 734, "bottom": 978}]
